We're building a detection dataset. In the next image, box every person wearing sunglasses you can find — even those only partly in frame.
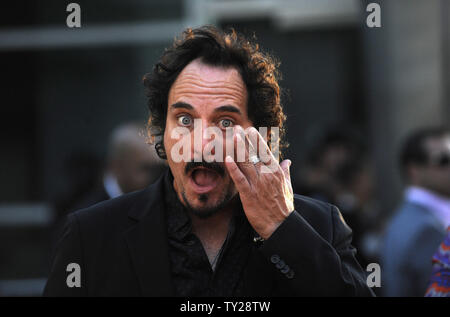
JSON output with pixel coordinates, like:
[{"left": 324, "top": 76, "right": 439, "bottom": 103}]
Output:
[{"left": 382, "top": 127, "right": 450, "bottom": 296}]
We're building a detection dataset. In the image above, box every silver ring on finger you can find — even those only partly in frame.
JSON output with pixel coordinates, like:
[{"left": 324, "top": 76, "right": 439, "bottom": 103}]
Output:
[{"left": 249, "top": 155, "right": 261, "bottom": 165}]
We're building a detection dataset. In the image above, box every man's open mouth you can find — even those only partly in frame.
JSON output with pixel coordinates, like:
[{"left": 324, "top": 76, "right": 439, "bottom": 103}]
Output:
[
  {"left": 189, "top": 167, "right": 221, "bottom": 194},
  {"left": 191, "top": 167, "right": 219, "bottom": 186}
]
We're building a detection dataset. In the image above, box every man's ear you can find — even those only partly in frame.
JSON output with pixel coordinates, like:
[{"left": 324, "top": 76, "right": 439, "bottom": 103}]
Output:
[
  {"left": 148, "top": 124, "right": 167, "bottom": 159},
  {"left": 155, "top": 140, "right": 167, "bottom": 160}
]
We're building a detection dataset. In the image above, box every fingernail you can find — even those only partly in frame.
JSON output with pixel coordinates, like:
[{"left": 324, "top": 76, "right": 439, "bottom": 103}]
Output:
[{"left": 225, "top": 156, "right": 233, "bottom": 163}]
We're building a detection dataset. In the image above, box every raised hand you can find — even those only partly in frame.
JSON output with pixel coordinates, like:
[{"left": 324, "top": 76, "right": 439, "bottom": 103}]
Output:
[{"left": 224, "top": 126, "right": 294, "bottom": 239}]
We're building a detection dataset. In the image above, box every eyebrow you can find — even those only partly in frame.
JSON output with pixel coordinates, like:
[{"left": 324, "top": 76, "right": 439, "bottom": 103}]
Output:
[
  {"left": 170, "top": 102, "right": 242, "bottom": 115},
  {"left": 213, "top": 105, "right": 242, "bottom": 115},
  {"left": 170, "top": 102, "right": 194, "bottom": 111}
]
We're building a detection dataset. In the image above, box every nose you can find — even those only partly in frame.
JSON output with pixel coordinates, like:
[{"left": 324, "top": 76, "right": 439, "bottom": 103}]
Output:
[{"left": 192, "top": 118, "right": 222, "bottom": 162}]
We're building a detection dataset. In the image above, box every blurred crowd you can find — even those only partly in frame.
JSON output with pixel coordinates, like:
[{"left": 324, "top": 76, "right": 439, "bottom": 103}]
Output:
[
  {"left": 293, "top": 127, "right": 380, "bottom": 269},
  {"left": 294, "top": 125, "right": 450, "bottom": 296}
]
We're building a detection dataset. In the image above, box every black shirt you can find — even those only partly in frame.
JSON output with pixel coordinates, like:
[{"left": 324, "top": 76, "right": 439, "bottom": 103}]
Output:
[{"left": 163, "top": 171, "right": 256, "bottom": 296}]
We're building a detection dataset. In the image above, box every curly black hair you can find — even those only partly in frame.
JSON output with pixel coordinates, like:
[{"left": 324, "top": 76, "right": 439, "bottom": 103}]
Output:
[{"left": 143, "top": 25, "right": 287, "bottom": 159}]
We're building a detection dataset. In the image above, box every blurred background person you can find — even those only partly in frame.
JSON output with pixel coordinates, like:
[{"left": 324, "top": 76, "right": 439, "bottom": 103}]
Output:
[
  {"left": 381, "top": 127, "right": 450, "bottom": 297},
  {"left": 294, "top": 126, "right": 381, "bottom": 268},
  {"left": 59, "top": 122, "right": 166, "bottom": 217},
  {"left": 425, "top": 226, "right": 450, "bottom": 297}
]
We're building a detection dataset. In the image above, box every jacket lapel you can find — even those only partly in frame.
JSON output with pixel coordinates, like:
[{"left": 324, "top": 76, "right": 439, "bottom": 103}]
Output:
[{"left": 124, "top": 173, "right": 175, "bottom": 296}]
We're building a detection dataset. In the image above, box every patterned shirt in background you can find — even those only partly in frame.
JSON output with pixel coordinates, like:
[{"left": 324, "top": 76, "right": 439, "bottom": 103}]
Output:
[{"left": 425, "top": 226, "right": 450, "bottom": 297}]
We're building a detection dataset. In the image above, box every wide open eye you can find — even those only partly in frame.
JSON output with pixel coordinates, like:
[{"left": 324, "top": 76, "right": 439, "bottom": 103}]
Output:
[
  {"left": 177, "top": 115, "right": 193, "bottom": 127},
  {"left": 219, "top": 119, "right": 234, "bottom": 129}
]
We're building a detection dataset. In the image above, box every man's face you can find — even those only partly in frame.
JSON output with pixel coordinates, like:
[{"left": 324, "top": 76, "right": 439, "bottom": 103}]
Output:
[
  {"left": 416, "top": 134, "right": 450, "bottom": 197},
  {"left": 164, "top": 58, "right": 251, "bottom": 217}
]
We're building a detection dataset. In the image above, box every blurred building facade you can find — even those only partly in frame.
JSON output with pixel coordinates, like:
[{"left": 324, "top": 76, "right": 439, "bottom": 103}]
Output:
[{"left": 0, "top": 0, "right": 449, "bottom": 295}]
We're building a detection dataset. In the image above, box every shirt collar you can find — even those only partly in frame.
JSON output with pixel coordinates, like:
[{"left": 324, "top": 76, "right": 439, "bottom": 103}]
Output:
[
  {"left": 405, "top": 186, "right": 450, "bottom": 228},
  {"left": 103, "top": 173, "right": 123, "bottom": 199}
]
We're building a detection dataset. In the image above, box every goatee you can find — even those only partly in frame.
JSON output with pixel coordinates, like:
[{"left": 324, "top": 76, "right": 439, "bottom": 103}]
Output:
[{"left": 181, "top": 190, "right": 236, "bottom": 219}]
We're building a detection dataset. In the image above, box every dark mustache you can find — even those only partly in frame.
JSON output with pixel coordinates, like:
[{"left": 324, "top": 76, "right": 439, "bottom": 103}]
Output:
[{"left": 185, "top": 161, "right": 225, "bottom": 177}]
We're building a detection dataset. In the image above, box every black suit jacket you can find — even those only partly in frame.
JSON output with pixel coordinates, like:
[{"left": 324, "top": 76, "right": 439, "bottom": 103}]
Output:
[{"left": 44, "top": 171, "right": 374, "bottom": 296}]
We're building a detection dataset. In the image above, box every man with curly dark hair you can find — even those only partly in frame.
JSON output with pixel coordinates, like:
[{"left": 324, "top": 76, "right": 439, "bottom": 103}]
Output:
[{"left": 44, "top": 25, "right": 373, "bottom": 297}]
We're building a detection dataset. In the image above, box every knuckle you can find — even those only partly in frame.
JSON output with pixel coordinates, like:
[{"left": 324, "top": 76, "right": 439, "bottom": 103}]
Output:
[{"left": 236, "top": 174, "right": 246, "bottom": 184}]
